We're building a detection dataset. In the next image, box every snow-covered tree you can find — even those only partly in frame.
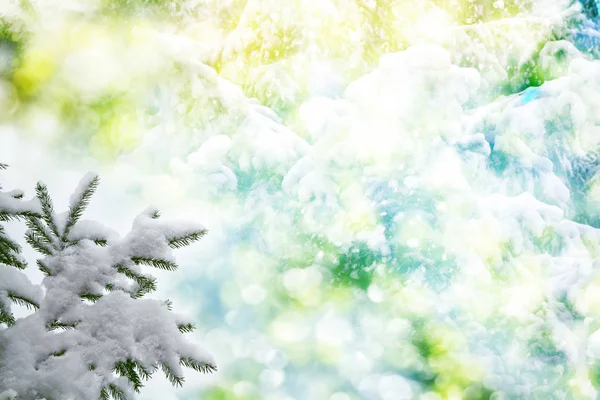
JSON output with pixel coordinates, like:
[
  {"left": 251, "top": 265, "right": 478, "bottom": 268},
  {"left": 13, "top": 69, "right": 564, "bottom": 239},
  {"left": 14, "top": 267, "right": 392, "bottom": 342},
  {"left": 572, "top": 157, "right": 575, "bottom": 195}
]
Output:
[
  {"left": 0, "top": 163, "right": 41, "bottom": 328},
  {"left": 0, "top": 173, "right": 215, "bottom": 400}
]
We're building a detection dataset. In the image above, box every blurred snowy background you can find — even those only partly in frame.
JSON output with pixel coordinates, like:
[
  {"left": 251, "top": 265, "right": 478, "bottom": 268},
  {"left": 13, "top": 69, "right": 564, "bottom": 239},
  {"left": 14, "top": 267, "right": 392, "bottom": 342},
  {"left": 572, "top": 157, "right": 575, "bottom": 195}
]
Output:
[{"left": 3, "top": 0, "right": 600, "bottom": 398}]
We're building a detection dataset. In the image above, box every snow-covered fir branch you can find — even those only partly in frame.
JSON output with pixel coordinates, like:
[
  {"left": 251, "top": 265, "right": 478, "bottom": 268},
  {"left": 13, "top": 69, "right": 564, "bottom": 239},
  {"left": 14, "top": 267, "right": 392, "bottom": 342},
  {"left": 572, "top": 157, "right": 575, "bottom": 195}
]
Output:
[{"left": 0, "top": 173, "right": 215, "bottom": 400}]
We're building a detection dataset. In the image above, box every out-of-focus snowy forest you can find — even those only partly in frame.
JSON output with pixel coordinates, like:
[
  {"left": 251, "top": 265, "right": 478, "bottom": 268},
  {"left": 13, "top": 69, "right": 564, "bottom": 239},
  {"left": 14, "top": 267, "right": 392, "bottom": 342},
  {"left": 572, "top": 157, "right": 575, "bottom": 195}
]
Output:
[{"left": 2, "top": 0, "right": 600, "bottom": 398}]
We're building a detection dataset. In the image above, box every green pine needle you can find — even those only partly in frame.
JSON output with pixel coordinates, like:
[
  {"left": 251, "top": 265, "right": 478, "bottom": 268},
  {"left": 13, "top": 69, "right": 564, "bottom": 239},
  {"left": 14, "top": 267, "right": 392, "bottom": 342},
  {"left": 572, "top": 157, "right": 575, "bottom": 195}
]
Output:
[
  {"left": 0, "top": 251, "right": 27, "bottom": 270},
  {"left": 177, "top": 323, "right": 195, "bottom": 333},
  {"left": 51, "top": 349, "right": 67, "bottom": 357},
  {"left": 7, "top": 291, "right": 39, "bottom": 310},
  {"left": 0, "top": 305, "right": 15, "bottom": 326},
  {"left": 37, "top": 260, "right": 52, "bottom": 276},
  {"left": 108, "top": 384, "right": 126, "bottom": 400},
  {"left": 0, "top": 209, "right": 41, "bottom": 222},
  {"left": 116, "top": 264, "right": 157, "bottom": 298},
  {"left": 48, "top": 320, "right": 77, "bottom": 330},
  {"left": 113, "top": 359, "right": 143, "bottom": 393},
  {"left": 25, "top": 230, "right": 53, "bottom": 256},
  {"left": 0, "top": 232, "right": 22, "bottom": 254},
  {"left": 168, "top": 229, "right": 208, "bottom": 249},
  {"left": 135, "top": 362, "right": 154, "bottom": 381},
  {"left": 63, "top": 174, "right": 100, "bottom": 239},
  {"left": 25, "top": 216, "right": 55, "bottom": 248},
  {"left": 9, "top": 190, "right": 24, "bottom": 199},
  {"left": 80, "top": 292, "right": 103, "bottom": 302},
  {"left": 161, "top": 363, "right": 184, "bottom": 387},
  {"left": 35, "top": 182, "right": 60, "bottom": 238},
  {"left": 99, "top": 387, "right": 110, "bottom": 400},
  {"left": 131, "top": 257, "right": 178, "bottom": 271},
  {"left": 179, "top": 357, "right": 217, "bottom": 374},
  {"left": 94, "top": 238, "right": 108, "bottom": 246}
]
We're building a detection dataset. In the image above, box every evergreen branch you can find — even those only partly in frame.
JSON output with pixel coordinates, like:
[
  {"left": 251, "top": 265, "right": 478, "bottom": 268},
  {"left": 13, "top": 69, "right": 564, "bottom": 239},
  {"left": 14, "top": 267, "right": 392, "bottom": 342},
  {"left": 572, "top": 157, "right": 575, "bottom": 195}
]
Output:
[
  {"left": 114, "top": 359, "right": 143, "bottom": 393},
  {"left": 80, "top": 292, "right": 103, "bottom": 302},
  {"left": 163, "top": 299, "right": 173, "bottom": 311},
  {"left": 51, "top": 349, "right": 67, "bottom": 357},
  {"left": 115, "top": 265, "right": 157, "bottom": 298},
  {"left": 0, "top": 232, "right": 21, "bottom": 254},
  {"left": 63, "top": 174, "right": 100, "bottom": 239},
  {"left": 135, "top": 362, "right": 153, "bottom": 381},
  {"left": 0, "top": 305, "right": 15, "bottom": 326},
  {"left": 0, "top": 251, "right": 26, "bottom": 269},
  {"left": 25, "top": 230, "right": 53, "bottom": 256},
  {"left": 37, "top": 259, "right": 52, "bottom": 276},
  {"left": 48, "top": 320, "right": 77, "bottom": 330},
  {"left": 0, "top": 162, "right": 8, "bottom": 170},
  {"left": 108, "top": 384, "right": 127, "bottom": 400},
  {"left": 100, "top": 384, "right": 127, "bottom": 400},
  {"left": 177, "top": 323, "right": 195, "bottom": 333},
  {"left": 68, "top": 237, "right": 108, "bottom": 248},
  {"left": 99, "top": 387, "right": 110, "bottom": 400},
  {"left": 168, "top": 229, "right": 208, "bottom": 249},
  {"left": 7, "top": 291, "right": 39, "bottom": 310},
  {"left": 0, "top": 209, "right": 40, "bottom": 222},
  {"left": 179, "top": 357, "right": 217, "bottom": 374},
  {"left": 150, "top": 209, "right": 161, "bottom": 219},
  {"left": 161, "top": 363, "right": 184, "bottom": 387},
  {"left": 0, "top": 211, "right": 19, "bottom": 222},
  {"left": 131, "top": 257, "right": 178, "bottom": 271},
  {"left": 94, "top": 239, "right": 108, "bottom": 247},
  {"left": 104, "top": 283, "right": 128, "bottom": 293},
  {"left": 8, "top": 189, "right": 24, "bottom": 199},
  {"left": 25, "top": 216, "right": 55, "bottom": 248},
  {"left": 35, "top": 182, "right": 60, "bottom": 238}
]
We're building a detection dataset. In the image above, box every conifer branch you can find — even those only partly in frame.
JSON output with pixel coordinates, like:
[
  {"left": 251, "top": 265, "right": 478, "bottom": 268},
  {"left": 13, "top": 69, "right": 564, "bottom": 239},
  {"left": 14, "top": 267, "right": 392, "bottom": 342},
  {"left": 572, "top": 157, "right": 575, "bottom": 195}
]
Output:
[
  {"left": 179, "top": 357, "right": 217, "bottom": 374},
  {"left": 114, "top": 359, "right": 143, "bottom": 393},
  {"left": 168, "top": 229, "right": 208, "bottom": 249},
  {"left": 100, "top": 384, "right": 127, "bottom": 400},
  {"left": 161, "top": 363, "right": 184, "bottom": 387},
  {"left": 0, "top": 305, "right": 15, "bottom": 326},
  {"left": 0, "top": 251, "right": 26, "bottom": 269},
  {"left": 80, "top": 292, "right": 103, "bottom": 302},
  {"left": 94, "top": 238, "right": 108, "bottom": 247},
  {"left": 51, "top": 349, "right": 67, "bottom": 357},
  {"left": 25, "top": 230, "right": 54, "bottom": 256},
  {"left": 7, "top": 291, "right": 39, "bottom": 310},
  {"left": 35, "top": 182, "right": 60, "bottom": 238},
  {"left": 37, "top": 259, "right": 52, "bottom": 276},
  {"left": 115, "top": 265, "right": 157, "bottom": 298},
  {"left": 0, "top": 209, "right": 41, "bottom": 222},
  {"left": 0, "top": 229, "right": 21, "bottom": 254},
  {"left": 177, "top": 322, "right": 195, "bottom": 333},
  {"left": 68, "top": 237, "right": 108, "bottom": 248},
  {"left": 25, "top": 216, "right": 55, "bottom": 248},
  {"left": 4, "top": 189, "right": 24, "bottom": 199},
  {"left": 130, "top": 257, "right": 178, "bottom": 271},
  {"left": 48, "top": 320, "right": 77, "bottom": 330},
  {"left": 135, "top": 362, "right": 153, "bottom": 381},
  {"left": 99, "top": 387, "right": 110, "bottom": 400},
  {"left": 0, "top": 162, "right": 8, "bottom": 170},
  {"left": 63, "top": 174, "right": 99, "bottom": 240}
]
